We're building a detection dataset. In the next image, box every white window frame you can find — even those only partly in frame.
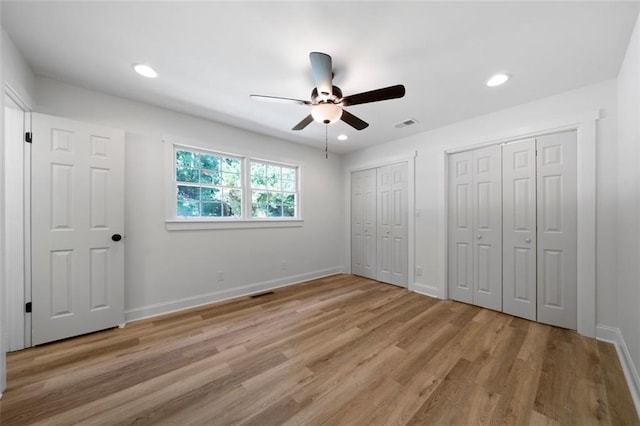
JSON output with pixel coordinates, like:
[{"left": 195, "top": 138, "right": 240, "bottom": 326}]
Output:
[
  {"left": 164, "top": 139, "right": 303, "bottom": 230},
  {"left": 248, "top": 158, "right": 299, "bottom": 219}
]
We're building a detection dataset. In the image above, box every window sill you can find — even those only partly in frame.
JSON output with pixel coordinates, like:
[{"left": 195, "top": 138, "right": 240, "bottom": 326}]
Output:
[{"left": 166, "top": 219, "right": 304, "bottom": 231}]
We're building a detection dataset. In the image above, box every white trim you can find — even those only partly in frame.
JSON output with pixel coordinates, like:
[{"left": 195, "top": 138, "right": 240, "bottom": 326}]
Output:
[
  {"left": 124, "top": 266, "right": 344, "bottom": 323},
  {"left": 440, "top": 112, "right": 598, "bottom": 337},
  {"left": 414, "top": 282, "right": 439, "bottom": 299},
  {"left": 166, "top": 219, "right": 303, "bottom": 231},
  {"left": 596, "top": 325, "right": 640, "bottom": 417},
  {"left": 344, "top": 151, "right": 417, "bottom": 289},
  {"left": 3, "top": 93, "right": 28, "bottom": 351}
]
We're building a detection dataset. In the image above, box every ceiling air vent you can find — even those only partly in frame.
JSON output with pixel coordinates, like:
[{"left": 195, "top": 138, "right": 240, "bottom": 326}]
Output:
[{"left": 394, "top": 118, "right": 419, "bottom": 128}]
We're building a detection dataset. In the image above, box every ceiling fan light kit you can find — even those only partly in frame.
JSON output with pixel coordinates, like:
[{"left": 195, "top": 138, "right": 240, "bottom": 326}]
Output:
[
  {"left": 311, "top": 103, "right": 342, "bottom": 124},
  {"left": 251, "top": 52, "right": 406, "bottom": 132}
]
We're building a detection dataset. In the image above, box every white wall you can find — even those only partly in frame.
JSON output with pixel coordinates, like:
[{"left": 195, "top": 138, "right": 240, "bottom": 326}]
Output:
[
  {"left": 343, "top": 80, "right": 618, "bottom": 330},
  {"left": 0, "top": 11, "right": 6, "bottom": 396},
  {"left": 34, "top": 76, "right": 345, "bottom": 321},
  {"left": 2, "top": 28, "right": 35, "bottom": 107},
  {"left": 617, "top": 11, "right": 640, "bottom": 406}
]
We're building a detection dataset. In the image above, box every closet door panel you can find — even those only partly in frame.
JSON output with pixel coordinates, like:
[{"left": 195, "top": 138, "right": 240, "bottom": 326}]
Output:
[
  {"left": 448, "top": 151, "right": 474, "bottom": 303},
  {"left": 503, "top": 139, "right": 537, "bottom": 321},
  {"left": 537, "top": 131, "right": 577, "bottom": 330},
  {"left": 377, "top": 163, "right": 408, "bottom": 287},
  {"left": 351, "top": 169, "right": 377, "bottom": 279},
  {"left": 472, "top": 145, "right": 502, "bottom": 311}
]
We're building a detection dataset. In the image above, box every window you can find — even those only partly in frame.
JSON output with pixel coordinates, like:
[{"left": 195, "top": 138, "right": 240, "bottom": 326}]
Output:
[
  {"left": 175, "top": 149, "right": 242, "bottom": 218},
  {"left": 169, "top": 143, "right": 300, "bottom": 228},
  {"left": 250, "top": 161, "right": 297, "bottom": 218}
]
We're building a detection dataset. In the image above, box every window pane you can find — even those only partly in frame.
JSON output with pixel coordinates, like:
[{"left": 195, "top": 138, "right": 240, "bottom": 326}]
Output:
[
  {"left": 226, "top": 189, "right": 242, "bottom": 217},
  {"left": 250, "top": 163, "right": 266, "bottom": 189},
  {"left": 282, "top": 167, "right": 296, "bottom": 181},
  {"left": 201, "top": 187, "right": 221, "bottom": 201},
  {"left": 177, "top": 199, "right": 200, "bottom": 217},
  {"left": 222, "top": 158, "right": 241, "bottom": 173},
  {"left": 176, "top": 167, "right": 199, "bottom": 183},
  {"left": 282, "top": 180, "right": 296, "bottom": 192},
  {"left": 222, "top": 172, "right": 240, "bottom": 187},
  {"left": 268, "top": 193, "right": 283, "bottom": 217},
  {"left": 252, "top": 191, "right": 268, "bottom": 217},
  {"left": 199, "top": 170, "right": 214, "bottom": 184},
  {"left": 267, "top": 165, "right": 281, "bottom": 191},
  {"left": 202, "top": 202, "right": 222, "bottom": 217},
  {"left": 177, "top": 185, "right": 200, "bottom": 200},
  {"left": 176, "top": 151, "right": 197, "bottom": 168},
  {"left": 283, "top": 193, "right": 296, "bottom": 217},
  {"left": 200, "top": 154, "right": 219, "bottom": 171}
]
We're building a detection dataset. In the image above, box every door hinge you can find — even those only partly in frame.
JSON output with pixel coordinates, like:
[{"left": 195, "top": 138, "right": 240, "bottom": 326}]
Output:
[
  {"left": 25, "top": 132, "right": 32, "bottom": 143},
  {"left": 25, "top": 302, "right": 32, "bottom": 313}
]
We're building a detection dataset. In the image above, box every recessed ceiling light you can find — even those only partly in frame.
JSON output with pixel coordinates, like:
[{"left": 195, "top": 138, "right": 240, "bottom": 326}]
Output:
[
  {"left": 486, "top": 73, "right": 509, "bottom": 87},
  {"left": 337, "top": 134, "right": 348, "bottom": 141},
  {"left": 133, "top": 64, "right": 158, "bottom": 78}
]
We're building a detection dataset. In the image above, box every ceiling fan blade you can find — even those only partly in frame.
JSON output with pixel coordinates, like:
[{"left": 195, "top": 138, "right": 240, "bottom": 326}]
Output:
[
  {"left": 250, "top": 94, "right": 310, "bottom": 105},
  {"left": 309, "top": 52, "right": 333, "bottom": 98},
  {"left": 292, "top": 114, "right": 314, "bottom": 131},
  {"left": 341, "top": 109, "right": 369, "bottom": 131},
  {"left": 341, "top": 84, "right": 406, "bottom": 106}
]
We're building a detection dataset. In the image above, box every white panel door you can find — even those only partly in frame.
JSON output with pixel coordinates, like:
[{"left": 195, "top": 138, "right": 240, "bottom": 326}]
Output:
[
  {"left": 448, "top": 151, "right": 474, "bottom": 304},
  {"left": 351, "top": 169, "right": 377, "bottom": 280},
  {"left": 31, "top": 113, "right": 125, "bottom": 345},
  {"left": 377, "top": 163, "right": 408, "bottom": 287},
  {"left": 537, "top": 131, "right": 577, "bottom": 330},
  {"left": 472, "top": 145, "right": 502, "bottom": 311},
  {"left": 503, "top": 139, "right": 537, "bottom": 321}
]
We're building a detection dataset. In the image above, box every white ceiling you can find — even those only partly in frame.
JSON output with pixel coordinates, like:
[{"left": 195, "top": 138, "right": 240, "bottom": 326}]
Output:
[{"left": 3, "top": 1, "right": 639, "bottom": 154}]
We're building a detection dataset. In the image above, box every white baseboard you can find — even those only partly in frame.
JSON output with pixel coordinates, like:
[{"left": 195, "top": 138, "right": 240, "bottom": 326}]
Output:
[
  {"left": 413, "top": 282, "right": 440, "bottom": 299},
  {"left": 124, "top": 266, "right": 344, "bottom": 323},
  {"left": 596, "top": 324, "right": 640, "bottom": 417}
]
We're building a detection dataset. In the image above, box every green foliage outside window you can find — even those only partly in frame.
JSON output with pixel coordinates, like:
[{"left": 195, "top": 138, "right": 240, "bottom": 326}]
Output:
[
  {"left": 174, "top": 148, "right": 298, "bottom": 220},
  {"left": 176, "top": 150, "right": 241, "bottom": 218},
  {"left": 250, "top": 161, "right": 297, "bottom": 218}
]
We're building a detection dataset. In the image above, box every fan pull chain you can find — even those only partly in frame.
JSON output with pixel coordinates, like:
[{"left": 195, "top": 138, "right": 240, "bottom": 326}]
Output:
[{"left": 325, "top": 124, "right": 328, "bottom": 159}]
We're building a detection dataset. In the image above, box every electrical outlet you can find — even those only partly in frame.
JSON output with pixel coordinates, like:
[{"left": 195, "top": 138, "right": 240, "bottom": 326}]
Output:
[
  {"left": 217, "top": 270, "right": 224, "bottom": 282},
  {"left": 416, "top": 266, "right": 422, "bottom": 277}
]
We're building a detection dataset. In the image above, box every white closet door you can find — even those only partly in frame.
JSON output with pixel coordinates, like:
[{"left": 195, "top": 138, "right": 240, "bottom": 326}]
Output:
[
  {"left": 472, "top": 145, "right": 502, "bottom": 311},
  {"left": 537, "top": 131, "right": 577, "bottom": 329},
  {"left": 448, "top": 151, "right": 474, "bottom": 303},
  {"left": 503, "top": 139, "right": 537, "bottom": 320},
  {"left": 377, "top": 163, "right": 408, "bottom": 287},
  {"left": 351, "top": 169, "right": 377, "bottom": 280}
]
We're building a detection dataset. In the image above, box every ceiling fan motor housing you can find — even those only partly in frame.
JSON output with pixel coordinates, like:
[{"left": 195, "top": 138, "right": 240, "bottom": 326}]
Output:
[{"left": 312, "top": 86, "right": 343, "bottom": 104}]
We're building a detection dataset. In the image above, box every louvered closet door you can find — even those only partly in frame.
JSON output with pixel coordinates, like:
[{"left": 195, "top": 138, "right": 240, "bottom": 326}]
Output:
[
  {"left": 471, "top": 145, "right": 502, "bottom": 311},
  {"left": 537, "top": 131, "right": 577, "bottom": 330},
  {"left": 351, "top": 169, "right": 377, "bottom": 280},
  {"left": 503, "top": 139, "right": 537, "bottom": 321},
  {"left": 448, "top": 151, "right": 474, "bottom": 303}
]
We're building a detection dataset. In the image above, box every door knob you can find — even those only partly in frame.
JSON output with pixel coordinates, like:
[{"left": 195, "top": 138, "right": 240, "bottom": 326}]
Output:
[
  {"left": 111, "top": 234, "right": 122, "bottom": 242},
  {"left": 476, "top": 234, "right": 482, "bottom": 240},
  {"left": 525, "top": 237, "right": 532, "bottom": 243}
]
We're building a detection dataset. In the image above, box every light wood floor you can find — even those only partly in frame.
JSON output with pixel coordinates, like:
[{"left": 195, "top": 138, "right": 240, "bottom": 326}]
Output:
[{"left": 1, "top": 274, "right": 637, "bottom": 425}]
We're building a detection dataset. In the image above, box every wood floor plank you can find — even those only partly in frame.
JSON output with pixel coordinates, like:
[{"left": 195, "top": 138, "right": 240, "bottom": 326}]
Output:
[{"left": 0, "top": 274, "right": 637, "bottom": 425}]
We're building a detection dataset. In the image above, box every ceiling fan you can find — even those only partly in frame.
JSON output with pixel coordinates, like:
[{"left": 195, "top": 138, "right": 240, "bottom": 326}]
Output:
[{"left": 250, "top": 52, "right": 406, "bottom": 131}]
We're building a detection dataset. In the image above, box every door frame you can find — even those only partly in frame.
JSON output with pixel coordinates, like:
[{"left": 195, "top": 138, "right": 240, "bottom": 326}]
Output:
[
  {"left": 441, "top": 112, "right": 598, "bottom": 337},
  {"left": 345, "top": 151, "right": 416, "bottom": 291},
  {"left": 4, "top": 83, "right": 32, "bottom": 350}
]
